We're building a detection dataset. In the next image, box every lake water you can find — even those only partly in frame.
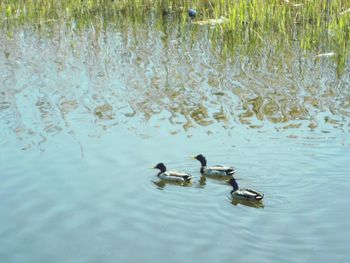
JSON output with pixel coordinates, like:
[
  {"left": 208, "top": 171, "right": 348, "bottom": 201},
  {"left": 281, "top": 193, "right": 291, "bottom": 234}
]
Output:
[{"left": 1, "top": 10, "right": 350, "bottom": 263}]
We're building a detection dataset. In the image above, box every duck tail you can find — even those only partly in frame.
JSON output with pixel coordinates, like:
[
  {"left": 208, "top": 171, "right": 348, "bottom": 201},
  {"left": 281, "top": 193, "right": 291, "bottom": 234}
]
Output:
[
  {"left": 183, "top": 175, "right": 192, "bottom": 182},
  {"left": 227, "top": 169, "right": 235, "bottom": 176},
  {"left": 255, "top": 194, "right": 264, "bottom": 201}
]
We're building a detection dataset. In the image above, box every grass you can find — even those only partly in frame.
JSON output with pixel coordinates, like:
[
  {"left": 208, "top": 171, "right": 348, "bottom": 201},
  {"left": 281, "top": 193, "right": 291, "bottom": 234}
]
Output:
[{"left": 1, "top": 0, "right": 349, "bottom": 71}]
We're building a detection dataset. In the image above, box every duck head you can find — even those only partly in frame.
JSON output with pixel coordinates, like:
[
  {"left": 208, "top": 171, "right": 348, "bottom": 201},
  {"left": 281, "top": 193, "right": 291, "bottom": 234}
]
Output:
[
  {"left": 228, "top": 178, "right": 239, "bottom": 191},
  {"left": 188, "top": 8, "right": 197, "bottom": 19},
  {"left": 192, "top": 154, "right": 207, "bottom": 167},
  {"left": 153, "top": 163, "right": 166, "bottom": 173}
]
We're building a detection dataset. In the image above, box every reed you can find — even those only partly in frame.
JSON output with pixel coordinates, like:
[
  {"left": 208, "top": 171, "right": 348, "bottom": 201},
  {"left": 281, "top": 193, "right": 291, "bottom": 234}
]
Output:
[{"left": 1, "top": 0, "right": 349, "bottom": 67}]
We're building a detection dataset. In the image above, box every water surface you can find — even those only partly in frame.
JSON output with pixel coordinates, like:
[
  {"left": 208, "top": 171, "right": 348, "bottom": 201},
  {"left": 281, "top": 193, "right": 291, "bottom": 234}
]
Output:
[{"left": 1, "top": 8, "right": 350, "bottom": 263}]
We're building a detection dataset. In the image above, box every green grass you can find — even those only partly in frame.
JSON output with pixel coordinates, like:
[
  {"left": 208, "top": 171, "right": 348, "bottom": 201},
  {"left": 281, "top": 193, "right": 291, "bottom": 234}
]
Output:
[{"left": 1, "top": 0, "right": 349, "bottom": 70}]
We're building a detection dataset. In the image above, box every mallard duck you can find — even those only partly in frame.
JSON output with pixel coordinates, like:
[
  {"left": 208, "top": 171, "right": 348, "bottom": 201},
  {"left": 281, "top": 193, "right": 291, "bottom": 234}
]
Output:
[
  {"left": 192, "top": 154, "right": 235, "bottom": 177},
  {"left": 228, "top": 178, "right": 264, "bottom": 201},
  {"left": 152, "top": 163, "right": 192, "bottom": 183}
]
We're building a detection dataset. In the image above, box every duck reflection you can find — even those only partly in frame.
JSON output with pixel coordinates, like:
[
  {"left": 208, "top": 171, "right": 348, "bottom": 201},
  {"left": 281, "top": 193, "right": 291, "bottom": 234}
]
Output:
[
  {"left": 196, "top": 175, "right": 207, "bottom": 188},
  {"left": 152, "top": 179, "right": 192, "bottom": 189},
  {"left": 230, "top": 198, "right": 265, "bottom": 209}
]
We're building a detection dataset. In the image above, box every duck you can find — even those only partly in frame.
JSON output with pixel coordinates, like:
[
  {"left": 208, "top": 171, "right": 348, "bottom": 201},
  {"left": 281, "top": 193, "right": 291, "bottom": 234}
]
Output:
[
  {"left": 228, "top": 178, "right": 264, "bottom": 201},
  {"left": 192, "top": 154, "right": 235, "bottom": 177},
  {"left": 188, "top": 8, "right": 197, "bottom": 19},
  {"left": 152, "top": 163, "right": 192, "bottom": 183}
]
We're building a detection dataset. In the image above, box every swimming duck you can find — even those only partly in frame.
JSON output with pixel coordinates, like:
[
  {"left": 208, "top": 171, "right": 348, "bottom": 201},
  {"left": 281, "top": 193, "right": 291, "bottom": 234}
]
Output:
[
  {"left": 192, "top": 154, "right": 235, "bottom": 177},
  {"left": 152, "top": 163, "right": 192, "bottom": 183},
  {"left": 228, "top": 178, "right": 264, "bottom": 201}
]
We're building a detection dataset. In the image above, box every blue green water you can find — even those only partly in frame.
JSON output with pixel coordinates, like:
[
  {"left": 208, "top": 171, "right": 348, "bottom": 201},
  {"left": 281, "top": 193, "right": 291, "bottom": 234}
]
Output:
[{"left": 1, "top": 17, "right": 350, "bottom": 263}]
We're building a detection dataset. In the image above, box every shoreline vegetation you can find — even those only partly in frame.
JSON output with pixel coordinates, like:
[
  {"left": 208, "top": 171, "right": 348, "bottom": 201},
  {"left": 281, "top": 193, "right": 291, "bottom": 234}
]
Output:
[
  {"left": 1, "top": 1, "right": 349, "bottom": 53},
  {"left": 0, "top": 1, "right": 349, "bottom": 135}
]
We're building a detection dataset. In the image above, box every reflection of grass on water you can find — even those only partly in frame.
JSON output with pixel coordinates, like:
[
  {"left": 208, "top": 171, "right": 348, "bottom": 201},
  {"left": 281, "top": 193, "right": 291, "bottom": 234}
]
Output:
[
  {"left": 1, "top": 1, "right": 349, "bottom": 58},
  {"left": 1, "top": 1, "right": 349, "bottom": 137}
]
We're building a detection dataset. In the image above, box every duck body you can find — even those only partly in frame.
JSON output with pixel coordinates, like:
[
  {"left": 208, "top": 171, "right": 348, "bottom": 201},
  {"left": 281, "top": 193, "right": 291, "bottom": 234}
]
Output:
[
  {"left": 229, "top": 178, "right": 263, "bottom": 201},
  {"left": 193, "top": 154, "right": 235, "bottom": 177},
  {"left": 153, "top": 163, "right": 192, "bottom": 183},
  {"left": 201, "top": 165, "right": 235, "bottom": 177},
  {"left": 231, "top": 189, "right": 264, "bottom": 201}
]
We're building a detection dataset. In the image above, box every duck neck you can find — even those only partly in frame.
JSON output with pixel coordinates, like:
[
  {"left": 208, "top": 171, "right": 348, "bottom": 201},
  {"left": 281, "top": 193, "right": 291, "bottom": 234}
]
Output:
[
  {"left": 200, "top": 166, "right": 206, "bottom": 173},
  {"left": 231, "top": 180, "right": 239, "bottom": 191},
  {"left": 157, "top": 166, "right": 166, "bottom": 176},
  {"left": 199, "top": 158, "right": 207, "bottom": 168}
]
